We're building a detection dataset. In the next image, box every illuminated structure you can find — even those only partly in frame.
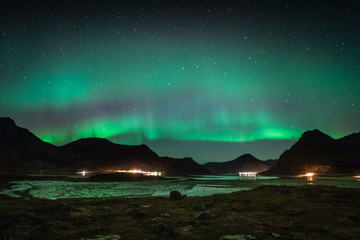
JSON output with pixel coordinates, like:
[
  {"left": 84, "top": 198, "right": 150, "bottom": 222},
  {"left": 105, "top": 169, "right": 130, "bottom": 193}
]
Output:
[
  {"left": 303, "top": 172, "right": 316, "bottom": 184},
  {"left": 77, "top": 169, "right": 161, "bottom": 177},
  {"left": 238, "top": 172, "right": 257, "bottom": 180},
  {"left": 111, "top": 169, "right": 162, "bottom": 176},
  {"left": 76, "top": 170, "right": 89, "bottom": 177}
]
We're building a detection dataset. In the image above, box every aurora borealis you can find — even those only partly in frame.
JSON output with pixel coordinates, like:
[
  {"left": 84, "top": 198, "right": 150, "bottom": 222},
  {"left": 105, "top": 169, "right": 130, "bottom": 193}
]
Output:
[{"left": 1, "top": 1, "right": 359, "bottom": 163}]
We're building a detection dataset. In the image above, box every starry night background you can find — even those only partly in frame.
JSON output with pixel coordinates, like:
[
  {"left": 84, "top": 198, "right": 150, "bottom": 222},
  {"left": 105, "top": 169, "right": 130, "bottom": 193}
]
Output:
[{"left": 1, "top": 0, "right": 359, "bottom": 163}]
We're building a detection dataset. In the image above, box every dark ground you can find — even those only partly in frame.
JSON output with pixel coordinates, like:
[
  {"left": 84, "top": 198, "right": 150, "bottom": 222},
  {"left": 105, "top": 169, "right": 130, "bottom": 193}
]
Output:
[{"left": 1, "top": 184, "right": 360, "bottom": 240}]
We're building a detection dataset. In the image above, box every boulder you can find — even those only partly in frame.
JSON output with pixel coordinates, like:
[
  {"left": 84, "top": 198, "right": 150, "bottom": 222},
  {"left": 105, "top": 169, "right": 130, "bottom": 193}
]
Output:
[
  {"left": 155, "top": 223, "right": 174, "bottom": 237},
  {"left": 170, "top": 191, "right": 182, "bottom": 200},
  {"left": 196, "top": 211, "right": 216, "bottom": 220}
]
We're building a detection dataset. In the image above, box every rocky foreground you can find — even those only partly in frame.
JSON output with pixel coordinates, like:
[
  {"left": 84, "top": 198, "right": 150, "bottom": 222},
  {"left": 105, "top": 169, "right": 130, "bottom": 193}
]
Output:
[{"left": 1, "top": 185, "right": 360, "bottom": 240}]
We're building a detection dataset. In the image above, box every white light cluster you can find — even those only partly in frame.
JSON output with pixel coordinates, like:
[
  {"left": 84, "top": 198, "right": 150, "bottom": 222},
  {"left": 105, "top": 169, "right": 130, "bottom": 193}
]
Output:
[
  {"left": 238, "top": 171, "right": 257, "bottom": 180},
  {"left": 114, "top": 169, "right": 162, "bottom": 176},
  {"left": 238, "top": 172, "right": 257, "bottom": 176}
]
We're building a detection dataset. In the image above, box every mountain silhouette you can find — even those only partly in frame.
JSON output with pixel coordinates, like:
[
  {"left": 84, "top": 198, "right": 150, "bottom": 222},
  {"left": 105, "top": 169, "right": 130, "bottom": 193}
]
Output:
[
  {"left": 0, "top": 117, "right": 209, "bottom": 176},
  {"left": 0, "top": 117, "right": 51, "bottom": 148},
  {"left": 262, "top": 129, "right": 360, "bottom": 175},
  {"left": 203, "top": 154, "right": 276, "bottom": 174}
]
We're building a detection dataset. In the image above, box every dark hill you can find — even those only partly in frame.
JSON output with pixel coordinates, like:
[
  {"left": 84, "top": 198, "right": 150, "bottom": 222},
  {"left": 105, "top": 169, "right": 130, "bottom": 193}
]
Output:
[
  {"left": 262, "top": 129, "right": 360, "bottom": 175},
  {"left": 0, "top": 117, "right": 209, "bottom": 176},
  {"left": 0, "top": 117, "right": 59, "bottom": 172},
  {"left": 295, "top": 129, "right": 333, "bottom": 146},
  {"left": 203, "top": 154, "right": 276, "bottom": 174},
  {"left": 0, "top": 117, "right": 52, "bottom": 148},
  {"left": 338, "top": 132, "right": 360, "bottom": 145}
]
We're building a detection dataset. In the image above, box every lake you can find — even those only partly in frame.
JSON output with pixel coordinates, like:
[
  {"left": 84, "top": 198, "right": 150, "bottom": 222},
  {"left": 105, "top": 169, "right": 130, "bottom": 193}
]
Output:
[{"left": 2, "top": 175, "right": 360, "bottom": 199}]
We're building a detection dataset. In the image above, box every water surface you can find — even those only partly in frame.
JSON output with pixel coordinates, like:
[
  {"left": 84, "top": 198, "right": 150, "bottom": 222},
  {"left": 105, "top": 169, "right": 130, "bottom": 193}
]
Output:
[{"left": 1, "top": 175, "right": 359, "bottom": 199}]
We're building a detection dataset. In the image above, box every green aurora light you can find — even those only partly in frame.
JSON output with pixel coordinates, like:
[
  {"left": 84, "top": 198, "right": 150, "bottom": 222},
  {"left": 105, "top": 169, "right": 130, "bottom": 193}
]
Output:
[{"left": 1, "top": 1, "right": 359, "bottom": 162}]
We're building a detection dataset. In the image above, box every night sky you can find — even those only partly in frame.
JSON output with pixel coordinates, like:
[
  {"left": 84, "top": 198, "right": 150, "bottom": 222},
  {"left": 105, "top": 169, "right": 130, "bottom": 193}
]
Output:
[{"left": 1, "top": 1, "right": 359, "bottom": 163}]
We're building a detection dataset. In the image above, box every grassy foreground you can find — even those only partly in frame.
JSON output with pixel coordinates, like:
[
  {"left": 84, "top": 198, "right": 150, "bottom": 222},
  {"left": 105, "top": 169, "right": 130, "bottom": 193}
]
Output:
[{"left": 1, "top": 185, "right": 360, "bottom": 240}]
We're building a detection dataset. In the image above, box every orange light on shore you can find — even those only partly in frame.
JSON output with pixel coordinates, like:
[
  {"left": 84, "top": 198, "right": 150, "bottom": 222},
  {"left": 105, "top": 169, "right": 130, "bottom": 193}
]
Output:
[
  {"left": 305, "top": 172, "right": 315, "bottom": 177},
  {"left": 304, "top": 172, "right": 315, "bottom": 184}
]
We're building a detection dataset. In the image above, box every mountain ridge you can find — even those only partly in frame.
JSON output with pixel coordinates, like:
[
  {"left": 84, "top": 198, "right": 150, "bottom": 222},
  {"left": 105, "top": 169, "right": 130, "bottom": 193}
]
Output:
[
  {"left": 2, "top": 117, "right": 360, "bottom": 176},
  {"left": 262, "top": 129, "right": 360, "bottom": 175},
  {"left": 0, "top": 117, "right": 209, "bottom": 176},
  {"left": 203, "top": 154, "right": 276, "bottom": 174}
]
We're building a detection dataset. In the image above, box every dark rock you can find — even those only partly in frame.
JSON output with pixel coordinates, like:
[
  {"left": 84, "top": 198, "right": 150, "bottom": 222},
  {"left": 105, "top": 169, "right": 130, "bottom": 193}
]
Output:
[
  {"left": 285, "top": 210, "right": 299, "bottom": 217},
  {"left": 170, "top": 191, "right": 182, "bottom": 200},
  {"left": 245, "top": 234, "right": 256, "bottom": 240},
  {"left": 196, "top": 211, "right": 216, "bottom": 221},
  {"left": 97, "top": 225, "right": 111, "bottom": 231},
  {"left": 125, "top": 205, "right": 138, "bottom": 215},
  {"left": 54, "top": 203, "right": 74, "bottom": 211},
  {"left": 128, "top": 203, "right": 140, "bottom": 208},
  {"left": 86, "top": 235, "right": 121, "bottom": 240},
  {"left": 160, "top": 213, "right": 171, "bottom": 218},
  {"left": 195, "top": 201, "right": 213, "bottom": 210},
  {"left": 282, "top": 189, "right": 292, "bottom": 194},
  {"left": 134, "top": 211, "right": 147, "bottom": 218},
  {"left": 272, "top": 232, "right": 281, "bottom": 238},
  {"left": 126, "top": 207, "right": 146, "bottom": 218},
  {"left": 155, "top": 223, "right": 174, "bottom": 237},
  {"left": 39, "top": 222, "right": 54, "bottom": 231},
  {"left": 196, "top": 203, "right": 207, "bottom": 211},
  {"left": 0, "top": 232, "right": 15, "bottom": 240}
]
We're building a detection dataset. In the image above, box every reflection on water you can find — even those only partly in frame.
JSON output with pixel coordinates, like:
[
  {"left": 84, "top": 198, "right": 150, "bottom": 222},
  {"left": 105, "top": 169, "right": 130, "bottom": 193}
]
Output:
[
  {"left": 354, "top": 176, "right": 360, "bottom": 182},
  {"left": 306, "top": 175, "right": 314, "bottom": 185},
  {"left": 188, "top": 175, "right": 278, "bottom": 181},
  {"left": 299, "top": 172, "right": 316, "bottom": 185}
]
